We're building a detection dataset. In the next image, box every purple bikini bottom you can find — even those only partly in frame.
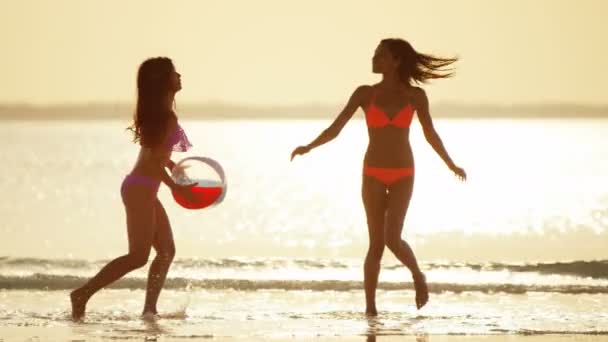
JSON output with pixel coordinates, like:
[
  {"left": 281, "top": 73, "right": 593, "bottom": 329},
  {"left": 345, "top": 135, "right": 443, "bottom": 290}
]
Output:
[{"left": 120, "top": 174, "right": 161, "bottom": 203}]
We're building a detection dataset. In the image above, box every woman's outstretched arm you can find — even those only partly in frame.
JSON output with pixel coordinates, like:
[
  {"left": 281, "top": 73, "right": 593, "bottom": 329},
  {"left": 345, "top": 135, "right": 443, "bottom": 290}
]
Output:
[
  {"left": 291, "top": 85, "right": 367, "bottom": 160},
  {"left": 415, "top": 87, "right": 466, "bottom": 181}
]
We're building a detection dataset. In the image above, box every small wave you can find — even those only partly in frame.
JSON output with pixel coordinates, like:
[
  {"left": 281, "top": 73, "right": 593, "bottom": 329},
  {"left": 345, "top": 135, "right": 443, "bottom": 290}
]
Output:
[
  {"left": 387, "top": 260, "right": 608, "bottom": 279},
  {"left": 0, "top": 256, "right": 90, "bottom": 268},
  {"left": 0, "top": 257, "right": 349, "bottom": 270},
  {"left": 1, "top": 274, "right": 607, "bottom": 294},
  {"left": 488, "top": 260, "right": 608, "bottom": 279},
  {"left": 494, "top": 329, "right": 608, "bottom": 336},
  {"left": 2, "top": 257, "right": 607, "bottom": 279}
]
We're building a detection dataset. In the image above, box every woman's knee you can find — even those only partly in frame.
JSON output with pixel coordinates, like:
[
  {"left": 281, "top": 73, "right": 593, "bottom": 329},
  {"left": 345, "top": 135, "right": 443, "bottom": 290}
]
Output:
[
  {"left": 384, "top": 237, "right": 403, "bottom": 254},
  {"left": 366, "top": 242, "right": 385, "bottom": 261},
  {"left": 157, "top": 247, "right": 175, "bottom": 262},
  {"left": 126, "top": 252, "right": 150, "bottom": 269}
]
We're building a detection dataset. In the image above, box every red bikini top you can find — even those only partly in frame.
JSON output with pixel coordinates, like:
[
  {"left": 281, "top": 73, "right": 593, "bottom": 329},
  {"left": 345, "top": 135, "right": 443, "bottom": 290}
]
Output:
[{"left": 364, "top": 88, "right": 415, "bottom": 128}]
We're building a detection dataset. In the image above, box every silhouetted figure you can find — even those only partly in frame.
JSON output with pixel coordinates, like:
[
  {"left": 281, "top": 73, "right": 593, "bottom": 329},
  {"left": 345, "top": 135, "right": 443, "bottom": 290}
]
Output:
[
  {"left": 70, "top": 57, "right": 195, "bottom": 321},
  {"left": 291, "top": 39, "right": 466, "bottom": 315}
]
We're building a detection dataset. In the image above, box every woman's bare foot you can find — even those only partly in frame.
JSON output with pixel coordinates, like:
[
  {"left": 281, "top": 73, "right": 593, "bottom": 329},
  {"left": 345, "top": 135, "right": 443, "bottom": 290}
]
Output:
[
  {"left": 142, "top": 306, "right": 158, "bottom": 315},
  {"left": 70, "top": 289, "right": 88, "bottom": 321},
  {"left": 413, "top": 272, "right": 428, "bottom": 309},
  {"left": 141, "top": 311, "right": 160, "bottom": 322}
]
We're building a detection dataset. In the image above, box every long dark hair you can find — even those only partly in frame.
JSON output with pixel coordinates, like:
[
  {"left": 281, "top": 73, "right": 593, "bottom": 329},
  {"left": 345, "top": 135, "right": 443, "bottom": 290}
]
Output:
[
  {"left": 381, "top": 38, "right": 457, "bottom": 85},
  {"left": 127, "top": 57, "right": 176, "bottom": 147}
]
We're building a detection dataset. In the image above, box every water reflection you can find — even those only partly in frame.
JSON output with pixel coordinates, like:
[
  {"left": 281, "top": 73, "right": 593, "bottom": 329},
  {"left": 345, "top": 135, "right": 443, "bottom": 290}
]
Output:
[{"left": 365, "top": 315, "right": 428, "bottom": 341}]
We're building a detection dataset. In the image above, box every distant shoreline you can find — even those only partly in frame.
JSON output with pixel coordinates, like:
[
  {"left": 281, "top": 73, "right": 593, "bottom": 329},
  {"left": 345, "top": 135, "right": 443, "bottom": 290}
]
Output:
[{"left": 1, "top": 103, "right": 607, "bottom": 119}]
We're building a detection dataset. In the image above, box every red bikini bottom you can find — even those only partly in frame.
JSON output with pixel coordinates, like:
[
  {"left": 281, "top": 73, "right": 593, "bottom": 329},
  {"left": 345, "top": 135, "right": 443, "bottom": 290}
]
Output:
[{"left": 363, "top": 166, "right": 414, "bottom": 186}]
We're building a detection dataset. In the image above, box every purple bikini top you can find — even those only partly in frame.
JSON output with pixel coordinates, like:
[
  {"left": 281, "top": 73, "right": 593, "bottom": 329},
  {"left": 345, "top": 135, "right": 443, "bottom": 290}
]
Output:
[{"left": 166, "top": 123, "right": 192, "bottom": 152}]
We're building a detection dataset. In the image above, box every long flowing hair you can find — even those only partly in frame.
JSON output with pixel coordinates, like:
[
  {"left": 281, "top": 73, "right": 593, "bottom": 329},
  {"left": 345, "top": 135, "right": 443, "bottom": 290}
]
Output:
[
  {"left": 127, "top": 57, "right": 176, "bottom": 147},
  {"left": 381, "top": 38, "right": 457, "bottom": 85}
]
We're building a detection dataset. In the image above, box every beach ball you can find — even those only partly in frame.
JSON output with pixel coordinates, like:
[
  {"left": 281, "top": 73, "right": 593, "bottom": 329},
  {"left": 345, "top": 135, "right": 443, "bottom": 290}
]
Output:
[{"left": 171, "top": 156, "right": 227, "bottom": 209}]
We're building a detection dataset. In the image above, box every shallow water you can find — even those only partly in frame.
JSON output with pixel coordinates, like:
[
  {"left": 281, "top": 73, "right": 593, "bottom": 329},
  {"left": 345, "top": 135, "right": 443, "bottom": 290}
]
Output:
[{"left": 1, "top": 118, "right": 607, "bottom": 338}]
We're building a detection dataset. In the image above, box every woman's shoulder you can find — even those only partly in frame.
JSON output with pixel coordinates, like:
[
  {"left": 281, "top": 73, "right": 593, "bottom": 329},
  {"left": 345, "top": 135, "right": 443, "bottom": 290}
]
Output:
[
  {"left": 409, "top": 86, "right": 426, "bottom": 98},
  {"left": 348, "top": 85, "right": 375, "bottom": 108},
  {"left": 356, "top": 84, "right": 376, "bottom": 93},
  {"left": 407, "top": 86, "right": 428, "bottom": 108},
  {"left": 352, "top": 84, "right": 376, "bottom": 100}
]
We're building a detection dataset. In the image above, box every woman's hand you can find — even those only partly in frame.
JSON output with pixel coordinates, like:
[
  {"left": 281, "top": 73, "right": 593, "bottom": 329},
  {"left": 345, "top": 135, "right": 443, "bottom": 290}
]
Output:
[
  {"left": 450, "top": 164, "right": 467, "bottom": 181},
  {"left": 167, "top": 159, "right": 176, "bottom": 171},
  {"left": 290, "top": 145, "right": 311, "bottom": 161}
]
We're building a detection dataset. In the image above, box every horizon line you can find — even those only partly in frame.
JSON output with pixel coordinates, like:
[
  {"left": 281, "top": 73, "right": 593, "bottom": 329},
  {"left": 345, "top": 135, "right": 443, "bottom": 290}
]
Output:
[{"left": 2, "top": 101, "right": 608, "bottom": 109}]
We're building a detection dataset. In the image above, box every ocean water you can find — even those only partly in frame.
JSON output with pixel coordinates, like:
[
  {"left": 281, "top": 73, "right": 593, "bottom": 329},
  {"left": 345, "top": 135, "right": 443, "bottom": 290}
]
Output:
[{"left": 1, "top": 117, "right": 607, "bottom": 339}]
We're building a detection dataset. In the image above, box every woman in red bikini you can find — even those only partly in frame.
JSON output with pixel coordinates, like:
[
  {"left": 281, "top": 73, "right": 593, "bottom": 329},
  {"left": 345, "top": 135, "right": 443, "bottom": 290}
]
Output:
[
  {"left": 70, "top": 57, "right": 194, "bottom": 321},
  {"left": 291, "top": 38, "right": 466, "bottom": 315}
]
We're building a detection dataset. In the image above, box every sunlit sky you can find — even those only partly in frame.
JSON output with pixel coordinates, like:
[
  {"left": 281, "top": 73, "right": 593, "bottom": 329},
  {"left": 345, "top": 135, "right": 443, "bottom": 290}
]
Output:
[{"left": 1, "top": 0, "right": 607, "bottom": 105}]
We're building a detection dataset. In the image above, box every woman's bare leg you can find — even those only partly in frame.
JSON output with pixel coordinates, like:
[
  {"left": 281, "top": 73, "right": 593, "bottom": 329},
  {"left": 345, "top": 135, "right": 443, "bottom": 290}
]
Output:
[
  {"left": 142, "top": 199, "right": 176, "bottom": 315},
  {"left": 362, "top": 176, "right": 388, "bottom": 316},
  {"left": 383, "top": 176, "right": 428, "bottom": 309},
  {"left": 70, "top": 187, "right": 157, "bottom": 320}
]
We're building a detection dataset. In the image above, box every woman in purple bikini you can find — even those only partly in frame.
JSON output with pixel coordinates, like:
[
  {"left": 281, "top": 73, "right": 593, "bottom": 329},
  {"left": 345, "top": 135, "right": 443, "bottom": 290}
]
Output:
[{"left": 70, "top": 57, "right": 194, "bottom": 320}]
